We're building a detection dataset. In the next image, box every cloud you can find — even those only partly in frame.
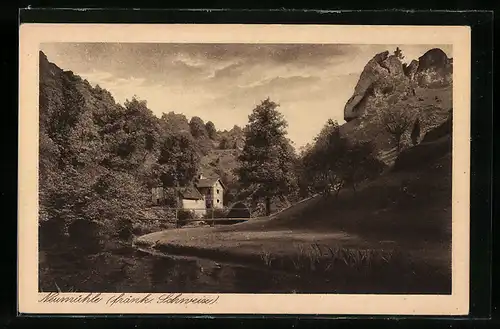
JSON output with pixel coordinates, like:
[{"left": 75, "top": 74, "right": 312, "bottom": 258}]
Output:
[
  {"left": 239, "top": 75, "right": 320, "bottom": 91},
  {"left": 210, "top": 61, "right": 246, "bottom": 79}
]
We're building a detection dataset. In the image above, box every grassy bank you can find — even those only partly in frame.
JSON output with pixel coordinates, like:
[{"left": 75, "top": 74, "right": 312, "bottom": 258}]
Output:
[{"left": 135, "top": 229, "right": 451, "bottom": 294}]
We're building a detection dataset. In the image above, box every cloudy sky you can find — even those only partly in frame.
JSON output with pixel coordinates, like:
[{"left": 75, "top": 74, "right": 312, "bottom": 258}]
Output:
[{"left": 40, "top": 43, "right": 452, "bottom": 148}]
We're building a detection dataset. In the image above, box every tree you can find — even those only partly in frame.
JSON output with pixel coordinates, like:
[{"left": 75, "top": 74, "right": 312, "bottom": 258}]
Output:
[
  {"left": 44, "top": 71, "right": 87, "bottom": 168},
  {"left": 394, "top": 47, "right": 404, "bottom": 60},
  {"left": 219, "top": 137, "right": 230, "bottom": 149},
  {"left": 236, "top": 98, "right": 297, "bottom": 216},
  {"left": 100, "top": 97, "right": 161, "bottom": 171},
  {"left": 377, "top": 105, "right": 414, "bottom": 153},
  {"left": 38, "top": 90, "right": 152, "bottom": 249},
  {"left": 189, "top": 116, "right": 208, "bottom": 139},
  {"left": 340, "top": 142, "right": 386, "bottom": 192},
  {"left": 160, "top": 111, "right": 191, "bottom": 135},
  {"left": 157, "top": 133, "right": 200, "bottom": 187},
  {"left": 300, "top": 119, "right": 386, "bottom": 198},
  {"left": 205, "top": 121, "right": 217, "bottom": 139},
  {"left": 301, "top": 119, "right": 348, "bottom": 198}
]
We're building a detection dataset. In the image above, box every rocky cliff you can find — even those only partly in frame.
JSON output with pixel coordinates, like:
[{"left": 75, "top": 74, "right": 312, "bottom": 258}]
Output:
[{"left": 341, "top": 48, "right": 453, "bottom": 164}]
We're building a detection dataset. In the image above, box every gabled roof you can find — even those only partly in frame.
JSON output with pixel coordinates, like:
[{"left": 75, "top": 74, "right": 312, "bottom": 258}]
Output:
[
  {"left": 178, "top": 186, "right": 204, "bottom": 200},
  {"left": 196, "top": 177, "right": 226, "bottom": 190}
]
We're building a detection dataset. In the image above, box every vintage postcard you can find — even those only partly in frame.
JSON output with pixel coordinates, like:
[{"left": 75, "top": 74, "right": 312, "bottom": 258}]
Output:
[{"left": 18, "top": 24, "right": 471, "bottom": 315}]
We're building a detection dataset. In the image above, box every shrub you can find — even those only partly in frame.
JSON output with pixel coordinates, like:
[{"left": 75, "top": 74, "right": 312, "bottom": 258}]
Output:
[{"left": 177, "top": 209, "right": 195, "bottom": 226}]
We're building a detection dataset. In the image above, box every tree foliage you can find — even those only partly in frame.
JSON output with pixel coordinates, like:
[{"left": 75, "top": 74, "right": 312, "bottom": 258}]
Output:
[
  {"left": 377, "top": 103, "right": 415, "bottom": 153},
  {"left": 394, "top": 47, "right": 405, "bottom": 60},
  {"left": 236, "top": 98, "right": 297, "bottom": 215},
  {"left": 340, "top": 142, "right": 386, "bottom": 191},
  {"left": 205, "top": 121, "right": 217, "bottom": 139},
  {"left": 218, "top": 125, "right": 245, "bottom": 150},
  {"left": 157, "top": 133, "right": 200, "bottom": 187},
  {"left": 189, "top": 116, "right": 208, "bottom": 139},
  {"left": 301, "top": 120, "right": 347, "bottom": 197},
  {"left": 160, "top": 111, "right": 191, "bottom": 135},
  {"left": 39, "top": 76, "right": 153, "bottom": 250},
  {"left": 299, "top": 119, "right": 386, "bottom": 198},
  {"left": 101, "top": 97, "right": 162, "bottom": 171}
]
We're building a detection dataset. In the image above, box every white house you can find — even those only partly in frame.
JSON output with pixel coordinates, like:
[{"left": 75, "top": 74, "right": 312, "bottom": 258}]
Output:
[
  {"left": 177, "top": 185, "right": 206, "bottom": 216},
  {"left": 151, "top": 174, "right": 226, "bottom": 215},
  {"left": 194, "top": 174, "right": 225, "bottom": 210}
]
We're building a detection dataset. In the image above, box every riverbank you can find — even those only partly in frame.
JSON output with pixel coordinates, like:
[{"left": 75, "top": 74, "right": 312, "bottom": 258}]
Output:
[{"left": 134, "top": 224, "right": 451, "bottom": 294}]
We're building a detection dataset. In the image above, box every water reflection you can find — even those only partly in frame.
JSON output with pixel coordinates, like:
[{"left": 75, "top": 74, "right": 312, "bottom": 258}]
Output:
[
  {"left": 134, "top": 251, "right": 287, "bottom": 293},
  {"left": 39, "top": 246, "right": 451, "bottom": 294}
]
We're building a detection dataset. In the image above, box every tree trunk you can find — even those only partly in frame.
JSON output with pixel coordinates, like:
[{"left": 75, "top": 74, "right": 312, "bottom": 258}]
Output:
[
  {"left": 395, "top": 135, "right": 402, "bottom": 154},
  {"left": 265, "top": 197, "right": 271, "bottom": 216}
]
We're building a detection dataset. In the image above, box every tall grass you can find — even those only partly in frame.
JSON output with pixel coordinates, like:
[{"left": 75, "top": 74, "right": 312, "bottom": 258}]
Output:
[
  {"left": 259, "top": 243, "right": 413, "bottom": 276},
  {"left": 259, "top": 248, "right": 275, "bottom": 267}
]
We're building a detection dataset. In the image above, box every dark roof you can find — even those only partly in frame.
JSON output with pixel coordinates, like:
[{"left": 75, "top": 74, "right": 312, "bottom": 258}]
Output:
[
  {"left": 196, "top": 177, "right": 226, "bottom": 189},
  {"left": 178, "top": 186, "right": 204, "bottom": 200}
]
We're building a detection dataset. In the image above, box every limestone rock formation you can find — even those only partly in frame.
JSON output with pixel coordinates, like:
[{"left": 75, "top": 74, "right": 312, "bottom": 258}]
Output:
[
  {"left": 344, "top": 51, "right": 413, "bottom": 122},
  {"left": 403, "top": 60, "right": 419, "bottom": 80},
  {"left": 415, "top": 48, "right": 453, "bottom": 88},
  {"left": 341, "top": 47, "right": 453, "bottom": 164}
]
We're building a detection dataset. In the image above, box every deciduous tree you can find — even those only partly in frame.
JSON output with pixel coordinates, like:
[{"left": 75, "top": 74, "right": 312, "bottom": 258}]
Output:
[
  {"left": 394, "top": 47, "right": 405, "bottom": 60},
  {"left": 189, "top": 116, "right": 208, "bottom": 139},
  {"left": 157, "top": 133, "right": 200, "bottom": 188},
  {"left": 377, "top": 104, "right": 415, "bottom": 153},
  {"left": 236, "top": 98, "right": 297, "bottom": 216},
  {"left": 205, "top": 121, "right": 217, "bottom": 140},
  {"left": 340, "top": 142, "right": 386, "bottom": 192}
]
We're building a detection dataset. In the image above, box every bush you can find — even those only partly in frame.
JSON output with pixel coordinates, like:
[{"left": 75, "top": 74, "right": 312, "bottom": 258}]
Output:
[{"left": 177, "top": 209, "right": 195, "bottom": 226}]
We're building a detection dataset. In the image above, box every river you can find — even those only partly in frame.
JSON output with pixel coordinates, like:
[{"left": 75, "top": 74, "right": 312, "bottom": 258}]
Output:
[
  {"left": 39, "top": 243, "right": 348, "bottom": 294},
  {"left": 39, "top": 216, "right": 454, "bottom": 295},
  {"left": 39, "top": 240, "right": 451, "bottom": 295}
]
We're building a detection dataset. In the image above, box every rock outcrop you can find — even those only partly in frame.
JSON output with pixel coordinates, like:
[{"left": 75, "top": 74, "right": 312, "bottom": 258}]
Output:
[
  {"left": 403, "top": 60, "right": 419, "bottom": 80},
  {"left": 344, "top": 51, "right": 413, "bottom": 122},
  {"left": 341, "top": 47, "right": 453, "bottom": 164},
  {"left": 415, "top": 48, "right": 453, "bottom": 88}
]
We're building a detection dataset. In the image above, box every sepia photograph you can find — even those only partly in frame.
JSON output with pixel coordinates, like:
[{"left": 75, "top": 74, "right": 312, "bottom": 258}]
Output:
[{"left": 18, "top": 24, "right": 471, "bottom": 315}]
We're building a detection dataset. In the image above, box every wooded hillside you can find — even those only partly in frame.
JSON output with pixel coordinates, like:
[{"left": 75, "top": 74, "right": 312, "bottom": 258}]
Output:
[{"left": 38, "top": 51, "right": 244, "bottom": 248}]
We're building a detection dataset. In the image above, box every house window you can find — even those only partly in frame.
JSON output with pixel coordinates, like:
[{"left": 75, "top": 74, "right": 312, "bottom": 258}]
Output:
[
  {"left": 217, "top": 199, "right": 219, "bottom": 203},
  {"left": 217, "top": 189, "right": 219, "bottom": 194},
  {"left": 156, "top": 198, "right": 160, "bottom": 204}
]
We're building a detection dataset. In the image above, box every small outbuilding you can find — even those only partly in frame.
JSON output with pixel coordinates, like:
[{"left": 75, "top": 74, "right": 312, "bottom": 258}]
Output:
[{"left": 226, "top": 202, "right": 251, "bottom": 218}]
